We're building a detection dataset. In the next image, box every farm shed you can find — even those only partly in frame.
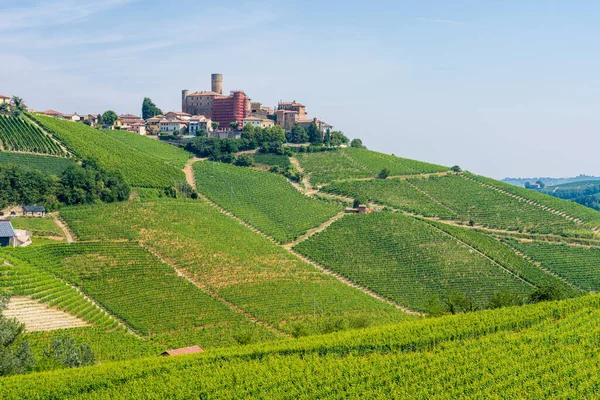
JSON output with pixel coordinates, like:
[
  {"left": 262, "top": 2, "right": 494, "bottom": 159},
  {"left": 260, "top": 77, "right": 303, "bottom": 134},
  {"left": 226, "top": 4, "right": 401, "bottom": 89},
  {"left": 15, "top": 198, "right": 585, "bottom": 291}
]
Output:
[
  {"left": 23, "top": 206, "right": 46, "bottom": 217},
  {"left": 0, "top": 220, "right": 17, "bottom": 247},
  {"left": 160, "top": 345, "right": 204, "bottom": 357}
]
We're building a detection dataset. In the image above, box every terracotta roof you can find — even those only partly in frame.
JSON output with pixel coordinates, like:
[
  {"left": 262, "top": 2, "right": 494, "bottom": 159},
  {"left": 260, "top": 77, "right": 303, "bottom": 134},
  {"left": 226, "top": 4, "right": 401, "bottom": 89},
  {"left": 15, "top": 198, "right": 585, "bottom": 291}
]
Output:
[
  {"left": 120, "top": 114, "right": 142, "bottom": 119},
  {"left": 187, "top": 91, "right": 225, "bottom": 97},
  {"left": 160, "top": 345, "right": 204, "bottom": 356},
  {"left": 166, "top": 112, "right": 192, "bottom": 116},
  {"left": 43, "top": 110, "right": 63, "bottom": 116},
  {"left": 279, "top": 102, "right": 305, "bottom": 107},
  {"left": 0, "top": 95, "right": 9, "bottom": 99}
]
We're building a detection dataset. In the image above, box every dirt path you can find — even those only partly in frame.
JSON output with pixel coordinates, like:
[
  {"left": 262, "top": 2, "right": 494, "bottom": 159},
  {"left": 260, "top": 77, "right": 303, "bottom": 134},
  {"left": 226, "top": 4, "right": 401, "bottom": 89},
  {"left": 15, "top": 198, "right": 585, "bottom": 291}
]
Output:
[
  {"left": 184, "top": 157, "right": 204, "bottom": 190},
  {"left": 283, "top": 211, "right": 346, "bottom": 249},
  {"left": 290, "top": 156, "right": 314, "bottom": 194},
  {"left": 53, "top": 217, "right": 74, "bottom": 243}
]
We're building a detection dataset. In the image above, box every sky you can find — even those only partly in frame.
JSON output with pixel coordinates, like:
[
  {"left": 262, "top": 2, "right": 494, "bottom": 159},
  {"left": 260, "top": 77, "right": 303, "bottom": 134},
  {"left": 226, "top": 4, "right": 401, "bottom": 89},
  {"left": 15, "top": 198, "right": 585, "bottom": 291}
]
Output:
[{"left": 1, "top": 0, "right": 600, "bottom": 179}]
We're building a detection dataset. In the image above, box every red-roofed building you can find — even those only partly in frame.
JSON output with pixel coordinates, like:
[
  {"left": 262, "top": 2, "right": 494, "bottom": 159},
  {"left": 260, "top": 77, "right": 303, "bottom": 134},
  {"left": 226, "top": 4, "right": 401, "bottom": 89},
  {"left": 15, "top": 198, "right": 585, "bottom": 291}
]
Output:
[
  {"left": 0, "top": 95, "right": 10, "bottom": 105},
  {"left": 160, "top": 345, "right": 204, "bottom": 356}
]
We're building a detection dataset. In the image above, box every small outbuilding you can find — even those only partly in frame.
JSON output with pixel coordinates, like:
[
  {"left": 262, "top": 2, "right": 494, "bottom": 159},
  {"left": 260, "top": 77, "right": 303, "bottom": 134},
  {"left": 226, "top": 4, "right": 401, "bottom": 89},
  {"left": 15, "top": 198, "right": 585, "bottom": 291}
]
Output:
[
  {"left": 0, "top": 220, "right": 17, "bottom": 247},
  {"left": 160, "top": 345, "right": 204, "bottom": 357},
  {"left": 22, "top": 206, "right": 46, "bottom": 217}
]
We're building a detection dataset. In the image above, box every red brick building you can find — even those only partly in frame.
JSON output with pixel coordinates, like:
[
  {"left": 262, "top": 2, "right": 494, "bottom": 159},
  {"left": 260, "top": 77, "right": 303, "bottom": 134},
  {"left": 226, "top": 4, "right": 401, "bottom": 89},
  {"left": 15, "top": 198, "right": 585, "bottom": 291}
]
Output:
[{"left": 212, "top": 91, "right": 248, "bottom": 129}]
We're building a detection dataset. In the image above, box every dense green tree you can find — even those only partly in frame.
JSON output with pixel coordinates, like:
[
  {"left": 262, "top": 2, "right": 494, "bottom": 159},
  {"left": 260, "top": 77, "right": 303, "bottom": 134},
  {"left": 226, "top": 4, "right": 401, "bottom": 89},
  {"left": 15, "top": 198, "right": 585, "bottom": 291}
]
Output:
[
  {"left": 451, "top": 165, "right": 462, "bottom": 173},
  {"left": 0, "top": 293, "right": 34, "bottom": 376},
  {"left": 350, "top": 138, "right": 366, "bottom": 149},
  {"left": 529, "top": 283, "right": 566, "bottom": 303},
  {"left": 101, "top": 110, "right": 118, "bottom": 126},
  {"left": 307, "top": 122, "right": 322, "bottom": 144},
  {"left": 44, "top": 335, "right": 95, "bottom": 368},
  {"left": 141, "top": 98, "right": 163, "bottom": 120},
  {"left": 211, "top": 121, "right": 220, "bottom": 131},
  {"left": 377, "top": 167, "right": 390, "bottom": 179},
  {"left": 288, "top": 124, "right": 308, "bottom": 143},
  {"left": 329, "top": 131, "right": 349, "bottom": 147},
  {"left": 234, "top": 154, "right": 254, "bottom": 167},
  {"left": 229, "top": 121, "right": 239, "bottom": 130}
]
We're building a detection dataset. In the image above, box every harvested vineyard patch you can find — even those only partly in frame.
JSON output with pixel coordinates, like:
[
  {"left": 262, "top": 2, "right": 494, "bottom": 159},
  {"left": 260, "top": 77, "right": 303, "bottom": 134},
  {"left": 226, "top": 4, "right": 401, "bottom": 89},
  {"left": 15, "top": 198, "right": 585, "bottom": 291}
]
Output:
[
  {"left": 3, "top": 296, "right": 89, "bottom": 331},
  {"left": 0, "top": 115, "right": 64, "bottom": 155},
  {"left": 322, "top": 179, "right": 456, "bottom": 218},
  {"left": 343, "top": 147, "right": 449, "bottom": 176},
  {"left": 296, "top": 150, "right": 372, "bottom": 185},
  {"left": 106, "top": 130, "right": 192, "bottom": 169},
  {"left": 61, "top": 200, "right": 413, "bottom": 335},
  {"left": 295, "top": 212, "right": 533, "bottom": 312},
  {"left": 193, "top": 161, "right": 342, "bottom": 243},
  {"left": 30, "top": 115, "right": 184, "bottom": 188},
  {"left": 0, "top": 152, "right": 75, "bottom": 176}
]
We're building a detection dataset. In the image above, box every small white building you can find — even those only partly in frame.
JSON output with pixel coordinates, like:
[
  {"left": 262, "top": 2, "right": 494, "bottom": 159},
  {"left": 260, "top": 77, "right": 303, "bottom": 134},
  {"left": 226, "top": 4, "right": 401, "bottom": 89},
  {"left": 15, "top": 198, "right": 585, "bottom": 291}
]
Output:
[
  {"left": 242, "top": 117, "right": 275, "bottom": 129},
  {"left": 0, "top": 95, "right": 10, "bottom": 105},
  {"left": 160, "top": 119, "right": 187, "bottom": 135},
  {"left": 188, "top": 115, "right": 213, "bottom": 135}
]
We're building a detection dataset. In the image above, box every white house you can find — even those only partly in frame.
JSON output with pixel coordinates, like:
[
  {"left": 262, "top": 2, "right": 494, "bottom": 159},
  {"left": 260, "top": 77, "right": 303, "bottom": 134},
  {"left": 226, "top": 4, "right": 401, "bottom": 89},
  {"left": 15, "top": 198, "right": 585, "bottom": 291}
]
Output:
[
  {"left": 188, "top": 115, "right": 213, "bottom": 135},
  {"left": 242, "top": 117, "right": 274, "bottom": 129},
  {"left": 0, "top": 95, "right": 10, "bottom": 105},
  {"left": 160, "top": 119, "right": 187, "bottom": 135}
]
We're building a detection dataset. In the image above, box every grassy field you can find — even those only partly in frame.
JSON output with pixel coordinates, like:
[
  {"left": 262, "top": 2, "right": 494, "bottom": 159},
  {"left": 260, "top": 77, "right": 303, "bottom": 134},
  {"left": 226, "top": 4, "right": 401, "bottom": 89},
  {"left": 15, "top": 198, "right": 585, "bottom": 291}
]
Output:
[
  {"left": 9, "top": 217, "right": 64, "bottom": 237},
  {"left": 61, "top": 199, "right": 413, "bottom": 335},
  {"left": 193, "top": 161, "right": 342, "bottom": 243},
  {"left": 2, "top": 295, "right": 599, "bottom": 398},
  {"left": 295, "top": 212, "right": 533, "bottom": 312},
  {"left": 31, "top": 115, "right": 184, "bottom": 188},
  {"left": 0, "top": 152, "right": 76, "bottom": 176},
  {"left": 343, "top": 147, "right": 449, "bottom": 175},
  {"left": 105, "top": 130, "right": 191, "bottom": 169}
]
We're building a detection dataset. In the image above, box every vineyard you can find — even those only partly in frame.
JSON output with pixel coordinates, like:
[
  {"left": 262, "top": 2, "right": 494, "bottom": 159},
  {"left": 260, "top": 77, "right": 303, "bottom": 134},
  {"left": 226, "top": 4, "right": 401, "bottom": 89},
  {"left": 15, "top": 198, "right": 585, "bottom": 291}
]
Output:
[
  {"left": 0, "top": 152, "right": 76, "bottom": 176},
  {"left": 296, "top": 150, "right": 373, "bottom": 185},
  {"left": 0, "top": 253, "right": 120, "bottom": 331},
  {"left": 12, "top": 242, "right": 269, "bottom": 344},
  {"left": 343, "top": 147, "right": 449, "bottom": 175},
  {"left": 193, "top": 161, "right": 342, "bottom": 243},
  {"left": 106, "top": 129, "right": 192, "bottom": 169},
  {"left": 3, "top": 294, "right": 600, "bottom": 398},
  {"left": 60, "top": 200, "right": 412, "bottom": 334},
  {"left": 507, "top": 240, "right": 600, "bottom": 292},
  {"left": 295, "top": 212, "right": 532, "bottom": 312},
  {"left": 408, "top": 174, "right": 585, "bottom": 234},
  {"left": 322, "top": 178, "right": 457, "bottom": 219},
  {"left": 30, "top": 115, "right": 185, "bottom": 188},
  {"left": 0, "top": 115, "right": 64, "bottom": 155},
  {"left": 253, "top": 153, "right": 291, "bottom": 169}
]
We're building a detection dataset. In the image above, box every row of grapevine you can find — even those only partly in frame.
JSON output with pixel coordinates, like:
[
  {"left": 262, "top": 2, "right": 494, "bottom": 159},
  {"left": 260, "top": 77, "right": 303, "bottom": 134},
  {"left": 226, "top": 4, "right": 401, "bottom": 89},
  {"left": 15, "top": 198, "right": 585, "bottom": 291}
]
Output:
[
  {"left": 31, "top": 115, "right": 185, "bottom": 188},
  {"left": 295, "top": 212, "right": 532, "bottom": 312},
  {"left": 0, "top": 253, "right": 121, "bottom": 331},
  {"left": 12, "top": 242, "right": 260, "bottom": 338},
  {"left": 3, "top": 294, "right": 600, "bottom": 398},
  {"left": 193, "top": 161, "right": 342, "bottom": 243},
  {"left": 507, "top": 239, "right": 600, "bottom": 292},
  {"left": 0, "top": 115, "right": 64, "bottom": 155},
  {"left": 343, "top": 147, "right": 449, "bottom": 176},
  {"left": 0, "top": 151, "right": 76, "bottom": 176},
  {"left": 322, "top": 178, "right": 457, "bottom": 219},
  {"left": 106, "top": 129, "right": 192, "bottom": 169},
  {"left": 253, "top": 153, "right": 291, "bottom": 169},
  {"left": 296, "top": 150, "right": 373, "bottom": 185},
  {"left": 60, "top": 200, "right": 412, "bottom": 335}
]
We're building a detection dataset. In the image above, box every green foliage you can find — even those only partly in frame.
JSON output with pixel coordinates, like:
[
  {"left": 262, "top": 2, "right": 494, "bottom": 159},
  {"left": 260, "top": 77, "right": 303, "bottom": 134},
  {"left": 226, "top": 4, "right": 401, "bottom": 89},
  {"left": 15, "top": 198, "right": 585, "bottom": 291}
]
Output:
[
  {"left": 253, "top": 154, "right": 291, "bottom": 169},
  {"left": 10, "top": 218, "right": 63, "bottom": 238},
  {"left": 101, "top": 110, "right": 118, "bottom": 126},
  {"left": 3, "top": 295, "right": 600, "bottom": 398},
  {"left": 529, "top": 283, "right": 567, "bottom": 303},
  {"left": 193, "top": 161, "right": 342, "bottom": 242},
  {"left": 350, "top": 138, "right": 365, "bottom": 148},
  {"left": 295, "top": 212, "right": 532, "bottom": 312},
  {"left": 141, "top": 97, "right": 163, "bottom": 120},
  {"left": 105, "top": 129, "right": 192, "bottom": 169},
  {"left": 61, "top": 200, "right": 411, "bottom": 335},
  {"left": 328, "top": 131, "right": 349, "bottom": 147},
  {"left": 377, "top": 167, "right": 390, "bottom": 179},
  {"left": 0, "top": 293, "right": 34, "bottom": 376},
  {"left": 32, "top": 115, "right": 184, "bottom": 188},
  {"left": 43, "top": 335, "right": 95, "bottom": 368},
  {"left": 451, "top": 165, "right": 462, "bottom": 172},
  {"left": 344, "top": 147, "right": 449, "bottom": 176},
  {"left": 487, "top": 290, "right": 525, "bottom": 309},
  {"left": 296, "top": 150, "right": 373, "bottom": 185},
  {"left": 234, "top": 154, "right": 254, "bottom": 167},
  {"left": 307, "top": 122, "right": 322, "bottom": 144},
  {"left": 0, "top": 115, "right": 64, "bottom": 155},
  {"left": 288, "top": 124, "right": 308, "bottom": 143}
]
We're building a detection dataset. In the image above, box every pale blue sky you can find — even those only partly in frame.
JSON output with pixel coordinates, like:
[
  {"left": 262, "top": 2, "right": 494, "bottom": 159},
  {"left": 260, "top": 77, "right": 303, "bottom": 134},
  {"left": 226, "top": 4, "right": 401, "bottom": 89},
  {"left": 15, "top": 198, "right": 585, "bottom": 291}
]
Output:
[{"left": 1, "top": 0, "right": 599, "bottom": 179}]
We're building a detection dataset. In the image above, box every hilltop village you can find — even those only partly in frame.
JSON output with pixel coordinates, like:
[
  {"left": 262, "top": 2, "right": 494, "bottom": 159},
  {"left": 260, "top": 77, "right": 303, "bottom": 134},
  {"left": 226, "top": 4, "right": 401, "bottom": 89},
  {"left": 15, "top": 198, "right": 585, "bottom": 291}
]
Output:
[{"left": 2, "top": 74, "right": 335, "bottom": 141}]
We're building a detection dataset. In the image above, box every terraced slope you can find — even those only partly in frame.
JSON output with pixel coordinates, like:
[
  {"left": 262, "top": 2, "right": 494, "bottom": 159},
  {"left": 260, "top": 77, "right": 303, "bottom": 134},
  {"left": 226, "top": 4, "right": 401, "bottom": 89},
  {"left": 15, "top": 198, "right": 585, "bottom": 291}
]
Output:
[
  {"left": 0, "top": 152, "right": 76, "bottom": 176},
  {"left": 31, "top": 115, "right": 184, "bottom": 188},
  {"left": 0, "top": 115, "right": 64, "bottom": 155},
  {"left": 61, "top": 199, "right": 413, "bottom": 335},
  {"left": 295, "top": 212, "right": 533, "bottom": 312},
  {"left": 3, "top": 295, "right": 599, "bottom": 399},
  {"left": 322, "top": 178, "right": 457, "bottom": 219},
  {"left": 409, "top": 174, "right": 584, "bottom": 234},
  {"left": 296, "top": 150, "right": 372, "bottom": 185},
  {"left": 508, "top": 240, "right": 600, "bottom": 292},
  {"left": 253, "top": 154, "right": 291, "bottom": 169},
  {"left": 12, "top": 243, "right": 272, "bottom": 346},
  {"left": 106, "top": 130, "right": 192, "bottom": 169},
  {"left": 343, "top": 147, "right": 449, "bottom": 175},
  {"left": 193, "top": 161, "right": 342, "bottom": 243}
]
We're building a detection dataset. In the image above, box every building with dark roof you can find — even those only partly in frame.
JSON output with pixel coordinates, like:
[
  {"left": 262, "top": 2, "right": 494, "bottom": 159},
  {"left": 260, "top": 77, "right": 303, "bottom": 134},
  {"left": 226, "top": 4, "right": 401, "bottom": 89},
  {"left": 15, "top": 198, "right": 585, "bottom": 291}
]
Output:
[
  {"left": 0, "top": 220, "right": 17, "bottom": 247},
  {"left": 23, "top": 206, "right": 46, "bottom": 216}
]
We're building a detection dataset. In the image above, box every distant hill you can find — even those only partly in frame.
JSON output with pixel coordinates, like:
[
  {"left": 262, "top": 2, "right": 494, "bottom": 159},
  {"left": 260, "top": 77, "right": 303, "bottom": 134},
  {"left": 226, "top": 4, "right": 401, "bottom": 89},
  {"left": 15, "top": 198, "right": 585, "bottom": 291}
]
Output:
[
  {"left": 502, "top": 175, "right": 600, "bottom": 187},
  {"left": 532, "top": 180, "right": 600, "bottom": 212}
]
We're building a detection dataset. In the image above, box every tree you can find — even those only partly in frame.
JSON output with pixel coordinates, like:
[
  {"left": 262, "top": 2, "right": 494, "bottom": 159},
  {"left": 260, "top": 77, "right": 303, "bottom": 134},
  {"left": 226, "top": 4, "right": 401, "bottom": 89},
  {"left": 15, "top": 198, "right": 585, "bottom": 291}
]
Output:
[
  {"left": 329, "top": 131, "right": 349, "bottom": 147},
  {"left": 211, "top": 121, "right": 220, "bottom": 131},
  {"left": 44, "top": 335, "right": 96, "bottom": 368},
  {"left": 350, "top": 138, "right": 366, "bottom": 149},
  {"left": 451, "top": 165, "right": 462, "bottom": 173},
  {"left": 10, "top": 96, "right": 25, "bottom": 117},
  {"left": 241, "top": 123, "right": 255, "bottom": 141},
  {"left": 288, "top": 124, "right": 308, "bottom": 143},
  {"left": 0, "top": 293, "right": 34, "bottom": 376},
  {"left": 141, "top": 97, "right": 163, "bottom": 120},
  {"left": 229, "top": 121, "right": 239, "bottom": 130},
  {"left": 536, "top": 180, "right": 546, "bottom": 189},
  {"left": 101, "top": 110, "right": 118, "bottom": 126},
  {"left": 529, "top": 283, "right": 565, "bottom": 303},
  {"left": 234, "top": 154, "right": 254, "bottom": 167},
  {"left": 307, "top": 122, "right": 322, "bottom": 144},
  {"left": 377, "top": 168, "right": 390, "bottom": 179},
  {"left": 353, "top": 196, "right": 368, "bottom": 208},
  {"left": 83, "top": 119, "right": 91, "bottom": 126},
  {"left": 196, "top": 128, "right": 207, "bottom": 137},
  {"left": 0, "top": 103, "right": 9, "bottom": 115},
  {"left": 488, "top": 291, "right": 524, "bottom": 309}
]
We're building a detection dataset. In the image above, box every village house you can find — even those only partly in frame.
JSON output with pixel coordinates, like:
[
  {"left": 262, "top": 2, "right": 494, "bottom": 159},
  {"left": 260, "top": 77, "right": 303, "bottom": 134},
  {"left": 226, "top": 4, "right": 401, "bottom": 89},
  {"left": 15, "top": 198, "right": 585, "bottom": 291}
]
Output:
[
  {"left": 188, "top": 115, "right": 213, "bottom": 135},
  {"left": 242, "top": 117, "right": 275, "bottom": 129},
  {"left": 22, "top": 206, "right": 46, "bottom": 217},
  {"left": 0, "top": 220, "right": 17, "bottom": 247},
  {"left": 165, "top": 111, "right": 192, "bottom": 121},
  {"left": 160, "top": 119, "right": 187, "bottom": 135},
  {"left": 145, "top": 115, "right": 165, "bottom": 135},
  {"left": 0, "top": 95, "right": 10, "bottom": 105}
]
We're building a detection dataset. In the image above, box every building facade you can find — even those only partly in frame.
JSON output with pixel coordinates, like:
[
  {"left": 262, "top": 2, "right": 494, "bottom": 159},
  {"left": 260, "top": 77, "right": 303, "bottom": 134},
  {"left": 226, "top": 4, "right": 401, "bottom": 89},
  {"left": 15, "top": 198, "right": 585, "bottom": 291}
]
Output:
[
  {"left": 160, "top": 120, "right": 187, "bottom": 135},
  {"left": 0, "top": 95, "right": 9, "bottom": 105},
  {"left": 212, "top": 91, "right": 248, "bottom": 129},
  {"left": 188, "top": 115, "right": 213, "bottom": 135},
  {"left": 242, "top": 117, "right": 275, "bottom": 129}
]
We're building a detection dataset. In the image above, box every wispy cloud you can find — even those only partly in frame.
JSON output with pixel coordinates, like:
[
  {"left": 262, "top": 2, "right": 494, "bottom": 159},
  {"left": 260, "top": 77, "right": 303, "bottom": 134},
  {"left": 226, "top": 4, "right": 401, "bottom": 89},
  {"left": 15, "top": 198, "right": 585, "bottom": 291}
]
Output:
[
  {"left": 416, "top": 17, "right": 487, "bottom": 28},
  {"left": 0, "top": 0, "right": 135, "bottom": 31}
]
